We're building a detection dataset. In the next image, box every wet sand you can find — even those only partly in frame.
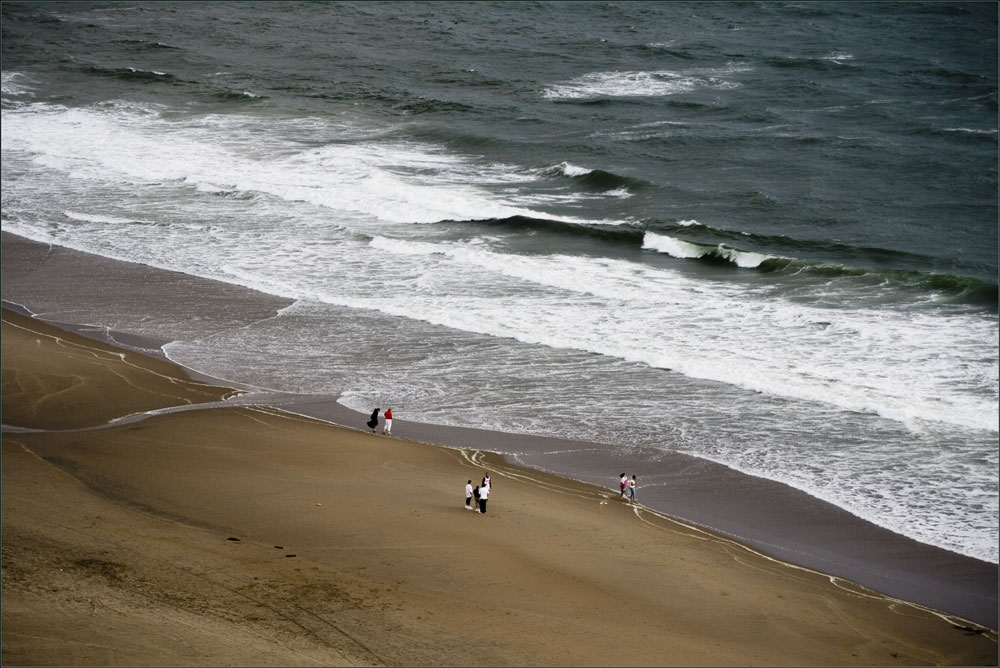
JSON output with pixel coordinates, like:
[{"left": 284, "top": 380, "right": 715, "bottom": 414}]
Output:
[
  {"left": 279, "top": 395, "right": 999, "bottom": 631},
  {"left": 2, "top": 306, "right": 997, "bottom": 666}
]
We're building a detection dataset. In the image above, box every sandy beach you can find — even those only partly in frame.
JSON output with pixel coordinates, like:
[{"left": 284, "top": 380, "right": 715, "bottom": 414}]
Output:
[
  {"left": 4, "top": 2, "right": 998, "bottom": 663},
  {"left": 2, "top": 231, "right": 996, "bottom": 636},
  {"left": 2, "top": 303, "right": 997, "bottom": 666}
]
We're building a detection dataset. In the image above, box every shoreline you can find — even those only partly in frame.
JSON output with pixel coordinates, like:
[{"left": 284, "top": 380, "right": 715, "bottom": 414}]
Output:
[
  {"left": 3, "top": 306, "right": 997, "bottom": 666},
  {"left": 2, "top": 230, "right": 997, "bottom": 631}
]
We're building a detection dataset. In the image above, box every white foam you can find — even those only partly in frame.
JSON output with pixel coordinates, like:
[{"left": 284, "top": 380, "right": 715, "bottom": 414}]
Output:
[
  {"left": 6, "top": 95, "right": 993, "bottom": 435},
  {"left": 3, "top": 102, "right": 632, "bottom": 231},
  {"left": 544, "top": 64, "right": 748, "bottom": 100},
  {"left": 544, "top": 70, "right": 700, "bottom": 99},
  {"left": 942, "top": 127, "right": 997, "bottom": 135},
  {"left": 1, "top": 103, "right": 527, "bottom": 226},
  {"left": 822, "top": 51, "right": 855, "bottom": 63},
  {"left": 558, "top": 162, "right": 593, "bottom": 176},
  {"left": 360, "top": 234, "right": 998, "bottom": 433},
  {"left": 1, "top": 72, "right": 36, "bottom": 98},
  {"left": 128, "top": 67, "right": 167, "bottom": 76},
  {"left": 64, "top": 210, "right": 142, "bottom": 225}
]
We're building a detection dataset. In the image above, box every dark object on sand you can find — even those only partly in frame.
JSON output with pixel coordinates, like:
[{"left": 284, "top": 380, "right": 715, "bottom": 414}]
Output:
[{"left": 367, "top": 408, "right": 380, "bottom": 433}]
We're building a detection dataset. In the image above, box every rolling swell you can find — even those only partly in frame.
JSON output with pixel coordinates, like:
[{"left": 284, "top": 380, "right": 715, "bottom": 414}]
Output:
[
  {"left": 762, "top": 258, "right": 999, "bottom": 306},
  {"left": 455, "top": 215, "right": 646, "bottom": 245},
  {"left": 212, "top": 89, "right": 269, "bottom": 103},
  {"left": 391, "top": 120, "right": 527, "bottom": 154},
  {"left": 644, "top": 233, "right": 999, "bottom": 306},
  {"left": 449, "top": 216, "right": 997, "bottom": 306},
  {"left": 654, "top": 219, "right": 998, "bottom": 281},
  {"left": 115, "top": 39, "right": 181, "bottom": 51},
  {"left": 393, "top": 98, "right": 481, "bottom": 116},
  {"left": 920, "top": 272, "right": 998, "bottom": 306},
  {"left": 764, "top": 56, "right": 857, "bottom": 72},
  {"left": 84, "top": 64, "right": 186, "bottom": 85},
  {"left": 636, "top": 222, "right": 1000, "bottom": 306},
  {"left": 672, "top": 221, "right": 935, "bottom": 265},
  {"left": 543, "top": 163, "right": 652, "bottom": 191}
]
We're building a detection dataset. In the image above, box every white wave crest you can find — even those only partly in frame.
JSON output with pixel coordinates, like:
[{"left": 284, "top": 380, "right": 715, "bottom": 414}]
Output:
[
  {"left": 642, "top": 233, "right": 703, "bottom": 259},
  {"left": 642, "top": 232, "right": 774, "bottom": 268}
]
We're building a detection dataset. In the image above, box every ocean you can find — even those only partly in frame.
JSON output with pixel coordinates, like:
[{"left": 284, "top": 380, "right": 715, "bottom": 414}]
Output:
[{"left": 2, "top": 1, "right": 997, "bottom": 564}]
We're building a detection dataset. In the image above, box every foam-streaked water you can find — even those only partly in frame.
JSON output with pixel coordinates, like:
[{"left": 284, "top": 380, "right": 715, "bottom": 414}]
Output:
[{"left": 2, "top": 1, "right": 997, "bottom": 563}]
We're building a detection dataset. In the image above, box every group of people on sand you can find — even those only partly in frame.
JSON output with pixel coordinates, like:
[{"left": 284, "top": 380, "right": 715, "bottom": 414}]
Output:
[
  {"left": 465, "top": 473, "right": 491, "bottom": 514},
  {"left": 365, "top": 409, "right": 631, "bottom": 512},
  {"left": 619, "top": 473, "right": 637, "bottom": 502},
  {"left": 364, "top": 408, "right": 495, "bottom": 514},
  {"left": 366, "top": 407, "right": 393, "bottom": 436}
]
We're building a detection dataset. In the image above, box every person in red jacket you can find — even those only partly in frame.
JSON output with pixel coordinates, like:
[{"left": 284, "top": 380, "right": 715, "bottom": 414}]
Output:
[{"left": 383, "top": 408, "right": 393, "bottom": 436}]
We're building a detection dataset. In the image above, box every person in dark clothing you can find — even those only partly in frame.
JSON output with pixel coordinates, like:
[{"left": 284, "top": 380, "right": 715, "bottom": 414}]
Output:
[{"left": 366, "top": 408, "right": 380, "bottom": 433}]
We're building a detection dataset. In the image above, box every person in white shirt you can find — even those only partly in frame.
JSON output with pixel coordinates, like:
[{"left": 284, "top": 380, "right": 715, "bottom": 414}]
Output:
[
  {"left": 478, "top": 482, "right": 489, "bottom": 514},
  {"left": 465, "top": 480, "right": 474, "bottom": 510}
]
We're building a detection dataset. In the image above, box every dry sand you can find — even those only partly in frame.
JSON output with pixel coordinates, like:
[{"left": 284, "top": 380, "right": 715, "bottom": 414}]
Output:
[{"left": 2, "top": 308, "right": 997, "bottom": 666}]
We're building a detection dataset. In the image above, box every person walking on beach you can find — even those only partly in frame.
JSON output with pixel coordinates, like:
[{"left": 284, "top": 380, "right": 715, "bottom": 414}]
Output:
[
  {"left": 383, "top": 407, "right": 393, "bottom": 436},
  {"left": 367, "top": 408, "right": 379, "bottom": 434},
  {"left": 478, "top": 481, "right": 489, "bottom": 514},
  {"left": 473, "top": 485, "right": 481, "bottom": 512},
  {"left": 481, "top": 472, "right": 491, "bottom": 493},
  {"left": 628, "top": 475, "right": 637, "bottom": 502},
  {"left": 619, "top": 473, "right": 628, "bottom": 497},
  {"left": 466, "top": 480, "right": 474, "bottom": 510}
]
